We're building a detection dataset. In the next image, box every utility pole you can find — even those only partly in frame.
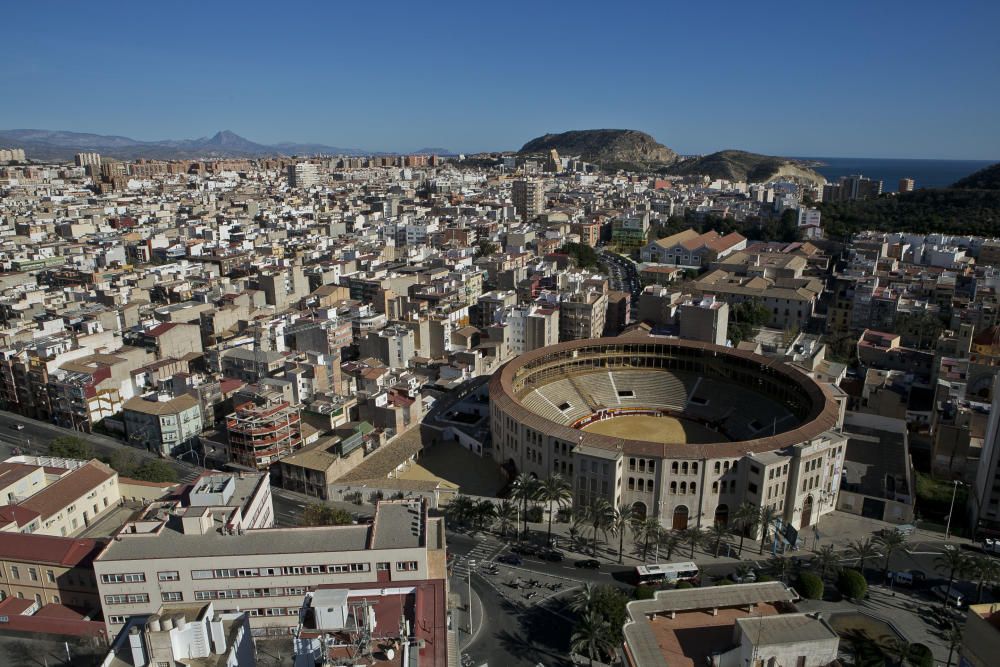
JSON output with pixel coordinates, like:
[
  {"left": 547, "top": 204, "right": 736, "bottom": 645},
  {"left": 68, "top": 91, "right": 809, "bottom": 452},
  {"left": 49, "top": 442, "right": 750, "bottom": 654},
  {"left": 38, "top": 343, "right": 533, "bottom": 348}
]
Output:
[
  {"left": 466, "top": 558, "right": 476, "bottom": 646},
  {"left": 945, "top": 480, "right": 962, "bottom": 540}
]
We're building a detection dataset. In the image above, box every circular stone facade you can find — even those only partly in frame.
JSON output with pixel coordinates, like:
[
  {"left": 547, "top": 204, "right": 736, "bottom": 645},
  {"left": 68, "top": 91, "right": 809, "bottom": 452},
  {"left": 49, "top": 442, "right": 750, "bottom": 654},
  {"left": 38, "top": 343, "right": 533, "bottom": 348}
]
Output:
[{"left": 488, "top": 335, "right": 845, "bottom": 532}]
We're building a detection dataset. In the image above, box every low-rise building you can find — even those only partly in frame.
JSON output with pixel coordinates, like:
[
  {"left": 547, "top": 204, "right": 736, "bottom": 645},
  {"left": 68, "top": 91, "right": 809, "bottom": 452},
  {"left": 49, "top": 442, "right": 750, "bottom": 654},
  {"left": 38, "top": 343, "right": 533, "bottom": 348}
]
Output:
[
  {"left": 122, "top": 394, "right": 204, "bottom": 456},
  {"left": 0, "top": 533, "right": 103, "bottom": 611}
]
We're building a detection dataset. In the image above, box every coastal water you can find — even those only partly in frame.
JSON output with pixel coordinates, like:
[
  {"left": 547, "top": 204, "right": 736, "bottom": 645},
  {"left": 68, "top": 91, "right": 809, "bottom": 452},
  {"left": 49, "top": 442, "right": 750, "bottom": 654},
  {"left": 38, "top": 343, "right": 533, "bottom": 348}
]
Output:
[{"left": 801, "top": 157, "right": 996, "bottom": 192}]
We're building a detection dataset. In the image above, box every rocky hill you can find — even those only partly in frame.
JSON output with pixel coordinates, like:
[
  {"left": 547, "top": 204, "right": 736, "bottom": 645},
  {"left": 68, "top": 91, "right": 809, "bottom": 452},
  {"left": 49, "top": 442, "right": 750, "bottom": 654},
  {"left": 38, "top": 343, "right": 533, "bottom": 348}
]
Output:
[
  {"left": 518, "top": 129, "right": 677, "bottom": 168},
  {"left": 952, "top": 162, "right": 1000, "bottom": 189},
  {"left": 663, "top": 150, "right": 824, "bottom": 185}
]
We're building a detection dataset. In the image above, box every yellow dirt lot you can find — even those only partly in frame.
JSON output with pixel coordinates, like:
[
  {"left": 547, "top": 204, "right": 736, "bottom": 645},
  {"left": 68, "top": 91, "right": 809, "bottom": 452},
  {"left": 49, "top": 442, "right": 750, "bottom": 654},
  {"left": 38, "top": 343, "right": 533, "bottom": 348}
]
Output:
[{"left": 581, "top": 414, "right": 724, "bottom": 444}]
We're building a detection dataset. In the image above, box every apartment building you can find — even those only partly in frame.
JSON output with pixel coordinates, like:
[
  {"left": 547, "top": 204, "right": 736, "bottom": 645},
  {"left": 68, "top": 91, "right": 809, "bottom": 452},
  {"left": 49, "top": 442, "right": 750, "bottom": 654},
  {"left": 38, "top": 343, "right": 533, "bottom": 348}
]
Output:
[
  {"left": 0, "top": 533, "right": 103, "bottom": 611},
  {"left": 0, "top": 457, "right": 119, "bottom": 537},
  {"left": 512, "top": 179, "right": 545, "bottom": 221},
  {"left": 288, "top": 162, "right": 319, "bottom": 189},
  {"left": 678, "top": 296, "right": 728, "bottom": 345},
  {"left": 94, "top": 500, "right": 448, "bottom": 639},
  {"left": 226, "top": 397, "right": 303, "bottom": 469},
  {"left": 123, "top": 394, "right": 204, "bottom": 456},
  {"left": 559, "top": 291, "right": 608, "bottom": 341}
]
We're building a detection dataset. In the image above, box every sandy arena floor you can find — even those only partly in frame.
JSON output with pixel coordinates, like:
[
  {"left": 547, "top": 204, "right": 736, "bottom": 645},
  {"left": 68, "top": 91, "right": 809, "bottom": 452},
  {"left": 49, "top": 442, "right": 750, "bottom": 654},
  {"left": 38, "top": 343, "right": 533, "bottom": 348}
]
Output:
[{"left": 581, "top": 414, "right": 725, "bottom": 444}]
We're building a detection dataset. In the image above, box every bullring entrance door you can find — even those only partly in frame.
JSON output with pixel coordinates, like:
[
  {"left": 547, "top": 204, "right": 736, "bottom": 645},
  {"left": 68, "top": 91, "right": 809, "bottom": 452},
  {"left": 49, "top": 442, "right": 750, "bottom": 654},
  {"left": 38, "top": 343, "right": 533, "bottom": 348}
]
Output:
[{"left": 672, "top": 505, "right": 689, "bottom": 531}]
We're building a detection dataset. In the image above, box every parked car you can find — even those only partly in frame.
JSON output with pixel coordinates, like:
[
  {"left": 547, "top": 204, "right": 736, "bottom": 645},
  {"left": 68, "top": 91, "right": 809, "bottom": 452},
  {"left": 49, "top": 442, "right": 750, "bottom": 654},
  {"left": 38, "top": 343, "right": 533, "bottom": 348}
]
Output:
[
  {"left": 983, "top": 538, "right": 1000, "bottom": 554},
  {"left": 888, "top": 571, "right": 914, "bottom": 586},
  {"left": 932, "top": 585, "right": 966, "bottom": 608},
  {"left": 539, "top": 550, "right": 564, "bottom": 562},
  {"left": 908, "top": 569, "right": 927, "bottom": 583},
  {"left": 511, "top": 544, "right": 537, "bottom": 556},
  {"left": 730, "top": 568, "right": 758, "bottom": 584},
  {"left": 10, "top": 423, "right": 24, "bottom": 431},
  {"left": 574, "top": 559, "right": 601, "bottom": 569},
  {"left": 498, "top": 554, "right": 522, "bottom": 566}
]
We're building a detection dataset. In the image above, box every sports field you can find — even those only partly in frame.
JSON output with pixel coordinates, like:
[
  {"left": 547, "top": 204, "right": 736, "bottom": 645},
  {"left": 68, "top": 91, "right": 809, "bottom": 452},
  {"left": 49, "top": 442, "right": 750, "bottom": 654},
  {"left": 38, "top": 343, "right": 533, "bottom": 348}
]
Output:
[{"left": 581, "top": 414, "right": 725, "bottom": 444}]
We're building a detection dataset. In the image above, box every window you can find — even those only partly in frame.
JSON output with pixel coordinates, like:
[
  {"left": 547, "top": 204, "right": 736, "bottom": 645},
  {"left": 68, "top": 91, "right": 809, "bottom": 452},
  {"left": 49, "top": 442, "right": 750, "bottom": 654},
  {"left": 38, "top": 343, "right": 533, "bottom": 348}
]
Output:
[
  {"left": 161, "top": 591, "right": 183, "bottom": 602},
  {"left": 638, "top": 460, "right": 646, "bottom": 473},
  {"left": 158, "top": 571, "right": 180, "bottom": 582},
  {"left": 681, "top": 462, "right": 688, "bottom": 475},
  {"left": 101, "top": 573, "right": 146, "bottom": 584},
  {"left": 689, "top": 462, "right": 695, "bottom": 474},
  {"left": 328, "top": 563, "right": 370, "bottom": 574},
  {"left": 376, "top": 562, "right": 390, "bottom": 571},
  {"left": 10, "top": 566, "right": 18, "bottom": 579},
  {"left": 108, "top": 615, "right": 127, "bottom": 624},
  {"left": 105, "top": 593, "right": 149, "bottom": 605},
  {"left": 671, "top": 462, "right": 679, "bottom": 473},
  {"left": 396, "top": 561, "right": 418, "bottom": 572},
  {"left": 670, "top": 481, "right": 677, "bottom": 493},
  {"left": 713, "top": 481, "right": 719, "bottom": 492},
  {"left": 690, "top": 483, "right": 696, "bottom": 494},
  {"left": 46, "top": 570, "right": 55, "bottom": 583},
  {"left": 628, "top": 458, "right": 636, "bottom": 471},
  {"left": 749, "top": 483, "right": 759, "bottom": 494},
  {"left": 628, "top": 478, "right": 635, "bottom": 490},
  {"left": 29, "top": 568, "right": 38, "bottom": 582},
  {"left": 714, "top": 461, "right": 721, "bottom": 474}
]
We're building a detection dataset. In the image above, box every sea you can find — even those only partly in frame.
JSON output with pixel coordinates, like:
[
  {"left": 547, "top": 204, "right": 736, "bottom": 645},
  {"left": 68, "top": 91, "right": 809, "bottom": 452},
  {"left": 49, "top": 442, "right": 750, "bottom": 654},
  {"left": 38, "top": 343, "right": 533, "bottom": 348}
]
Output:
[{"left": 799, "top": 157, "right": 996, "bottom": 192}]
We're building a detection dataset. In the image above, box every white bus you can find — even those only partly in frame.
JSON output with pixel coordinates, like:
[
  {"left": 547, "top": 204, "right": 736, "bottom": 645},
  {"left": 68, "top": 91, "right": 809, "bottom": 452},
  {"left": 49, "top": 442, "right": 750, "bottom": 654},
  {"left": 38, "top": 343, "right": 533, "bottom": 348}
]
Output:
[{"left": 635, "top": 561, "right": 700, "bottom": 586}]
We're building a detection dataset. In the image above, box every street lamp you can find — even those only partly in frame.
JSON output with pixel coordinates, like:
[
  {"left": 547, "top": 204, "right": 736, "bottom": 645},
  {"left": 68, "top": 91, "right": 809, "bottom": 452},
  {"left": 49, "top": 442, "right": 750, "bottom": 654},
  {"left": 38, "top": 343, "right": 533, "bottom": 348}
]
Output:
[{"left": 945, "top": 480, "right": 963, "bottom": 540}]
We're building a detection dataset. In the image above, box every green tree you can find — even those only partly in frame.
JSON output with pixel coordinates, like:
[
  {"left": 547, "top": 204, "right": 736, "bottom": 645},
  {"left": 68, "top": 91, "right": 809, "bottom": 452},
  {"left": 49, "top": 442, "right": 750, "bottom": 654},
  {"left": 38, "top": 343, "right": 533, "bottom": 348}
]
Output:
[
  {"left": 758, "top": 506, "right": 780, "bottom": 555},
  {"left": 510, "top": 473, "right": 539, "bottom": 539},
  {"left": 811, "top": 544, "right": 842, "bottom": 579},
  {"left": 733, "top": 502, "right": 759, "bottom": 557},
  {"left": 680, "top": 527, "right": 704, "bottom": 559},
  {"left": 569, "top": 583, "right": 598, "bottom": 615},
  {"left": 48, "top": 436, "right": 93, "bottom": 459},
  {"left": 934, "top": 546, "right": 970, "bottom": 611},
  {"left": 108, "top": 448, "right": 140, "bottom": 476},
  {"left": 838, "top": 568, "right": 868, "bottom": 600},
  {"left": 612, "top": 504, "right": 639, "bottom": 564},
  {"left": 538, "top": 473, "right": 573, "bottom": 546},
  {"left": 847, "top": 537, "right": 879, "bottom": 578},
  {"left": 472, "top": 499, "right": 497, "bottom": 531},
  {"left": 875, "top": 529, "right": 908, "bottom": 578},
  {"left": 583, "top": 498, "right": 615, "bottom": 557},
  {"left": 659, "top": 530, "right": 681, "bottom": 561},
  {"left": 474, "top": 239, "right": 498, "bottom": 258},
  {"left": 706, "top": 522, "right": 729, "bottom": 558},
  {"left": 445, "top": 495, "right": 474, "bottom": 527},
  {"left": 728, "top": 299, "right": 771, "bottom": 344},
  {"left": 130, "top": 459, "right": 178, "bottom": 483},
  {"left": 969, "top": 554, "right": 999, "bottom": 604},
  {"left": 766, "top": 555, "right": 795, "bottom": 584},
  {"left": 300, "top": 503, "right": 354, "bottom": 527},
  {"left": 495, "top": 500, "right": 517, "bottom": 538},
  {"left": 634, "top": 517, "right": 661, "bottom": 562},
  {"left": 570, "top": 610, "right": 615, "bottom": 667},
  {"left": 559, "top": 242, "right": 601, "bottom": 269},
  {"left": 797, "top": 571, "right": 824, "bottom": 600}
]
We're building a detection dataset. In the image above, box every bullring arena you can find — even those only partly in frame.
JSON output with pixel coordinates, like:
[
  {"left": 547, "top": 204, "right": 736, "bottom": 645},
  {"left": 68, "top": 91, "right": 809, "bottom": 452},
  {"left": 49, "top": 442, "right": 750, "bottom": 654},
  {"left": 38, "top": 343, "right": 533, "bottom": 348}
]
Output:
[{"left": 488, "top": 335, "right": 846, "bottom": 532}]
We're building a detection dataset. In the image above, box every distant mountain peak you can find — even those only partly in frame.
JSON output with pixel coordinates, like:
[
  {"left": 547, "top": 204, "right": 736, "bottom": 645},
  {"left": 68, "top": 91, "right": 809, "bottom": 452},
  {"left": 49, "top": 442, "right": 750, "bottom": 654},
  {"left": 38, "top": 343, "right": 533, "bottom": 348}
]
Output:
[{"left": 518, "top": 129, "right": 678, "bottom": 168}]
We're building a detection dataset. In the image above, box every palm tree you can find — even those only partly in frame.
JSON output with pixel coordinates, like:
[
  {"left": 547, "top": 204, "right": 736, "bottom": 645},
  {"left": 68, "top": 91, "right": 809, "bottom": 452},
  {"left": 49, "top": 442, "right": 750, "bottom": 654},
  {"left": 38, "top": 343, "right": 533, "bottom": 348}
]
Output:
[
  {"left": 758, "top": 506, "right": 780, "bottom": 555},
  {"left": 472, "top": 499, "right": 496, "bottom": 531},
  {"left": 680, "top": 527, "right": 704, "bottom": 559},
  {"left": 445, "top": 495, "right": 473, "bottom": 527},
  {"left": 495, "top": 500, "right": 517, "bottom": 538},
  {"left": 659, "top": 530, "right": 682, "bottom": 561},
  {"left": 733, "top": 502, "right": 759, "bottom": 557},
  {"left": 874, "top": 529, "right": 908, "bottom": 578},
  {"left": 847, "top": 537, "right": 879, "bottom": 578},
  {"left": 811, "top": 544, "right": 841, "bottom": 579},
  {"left": 945, "top": 621, "right": 963, "bottom": 667},
  {"left": 570, "top": 610, "right": 615, "bottom": 667},
  {"left": 935, "top": 545, "right": 971, "bottom": 611},
  {"left": 584, "top": 498, "right": 615, "bottom": 557},
  {"left": 970, "top": 555, "right": 999, "bottom": 603},
  {"left": 635, "top": 517, "right": 661, "bottom": 562},
  {"left": 510, "top": 472, "right": 538, "bottom": 538},
  {"left": 766, "top": 554, "right": 794, "bottom": 584},
  {"left": 884, "top": 636, "right": 912, "bottom": 667},
  {"left": 569, "top": 582, "right": 597, "bottom": 614},
  {"left": 706, "top": 522, "right": 729, "bottom": 558},
  {"left": 538, "top": 473, "right": 573, "bottom": 546},
  {"left": 612, "top": 504, "right": 638, "bottom": 564}
]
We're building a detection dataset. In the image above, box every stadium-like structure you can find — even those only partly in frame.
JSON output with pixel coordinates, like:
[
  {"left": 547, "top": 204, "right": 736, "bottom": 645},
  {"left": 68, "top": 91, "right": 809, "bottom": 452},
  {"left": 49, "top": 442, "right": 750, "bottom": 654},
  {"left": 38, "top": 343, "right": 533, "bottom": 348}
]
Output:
[{"left": 489, "top": 335, "right": 847, "bottom": 533}]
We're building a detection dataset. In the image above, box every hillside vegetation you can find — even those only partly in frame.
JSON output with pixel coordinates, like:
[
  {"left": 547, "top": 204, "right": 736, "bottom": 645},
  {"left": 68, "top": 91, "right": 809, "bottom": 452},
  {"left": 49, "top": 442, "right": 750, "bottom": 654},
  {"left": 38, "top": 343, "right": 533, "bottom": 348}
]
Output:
[
  {"left": 519, "top": 129, "right": 677, "bottom": 169},
  {"left": 662, "top": 150, "right": 824, "bottom": 185}
]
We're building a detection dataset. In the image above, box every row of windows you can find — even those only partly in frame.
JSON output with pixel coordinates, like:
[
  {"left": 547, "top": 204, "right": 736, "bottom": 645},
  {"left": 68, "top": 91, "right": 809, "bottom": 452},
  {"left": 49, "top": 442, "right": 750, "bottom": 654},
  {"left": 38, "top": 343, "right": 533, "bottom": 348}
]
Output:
[
  {"left": 105, "top": 593, "right": 150, "bottom": 605},
  {"left": 195, "top": 586, "right": 306, "bottom": 601},
  {"left": 3, "top": 567, "right": 57, "bottom": 584},
  {"left": 190, "top": 562, "right": 374, "bottom": 580},
  {"left": 101, "top": 573, "right": 145, "bottom": 584},
  {"left": 628, "top": 458, "right": 656, "bottom": 473},
  {"left": 667, "top": 481, "right": 697, "bottom": 494}
]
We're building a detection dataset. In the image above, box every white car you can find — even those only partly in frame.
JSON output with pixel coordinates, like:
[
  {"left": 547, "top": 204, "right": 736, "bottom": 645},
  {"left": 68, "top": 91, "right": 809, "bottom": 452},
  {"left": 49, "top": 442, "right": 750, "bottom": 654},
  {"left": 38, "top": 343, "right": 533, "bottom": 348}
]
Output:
[{"left": 10, "top": 423, "right": 24, "bottom": 431}]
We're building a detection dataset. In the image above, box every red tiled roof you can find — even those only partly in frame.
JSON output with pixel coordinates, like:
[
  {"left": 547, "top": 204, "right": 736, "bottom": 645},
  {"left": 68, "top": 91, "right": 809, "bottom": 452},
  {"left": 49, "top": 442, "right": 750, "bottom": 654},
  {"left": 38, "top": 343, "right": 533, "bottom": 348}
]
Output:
[
  {"left": 0, "top": 533, "right": 102, "bottom": 566},
  {"left": 145, "top": 322, "right": 179, "bottom": 337},
  {"left": 19, "top": 460, "right": 116, "bottom": 520},
  {"left": 0, "top": 504, "right": 41, "bottom": 528}
]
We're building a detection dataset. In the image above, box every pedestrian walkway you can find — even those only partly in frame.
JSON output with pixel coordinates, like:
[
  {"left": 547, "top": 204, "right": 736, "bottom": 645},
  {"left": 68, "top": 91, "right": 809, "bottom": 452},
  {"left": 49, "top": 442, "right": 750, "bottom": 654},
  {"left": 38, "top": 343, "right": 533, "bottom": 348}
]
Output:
[{"left": 452, "top": 537, "right": 506, "bottom": 577}]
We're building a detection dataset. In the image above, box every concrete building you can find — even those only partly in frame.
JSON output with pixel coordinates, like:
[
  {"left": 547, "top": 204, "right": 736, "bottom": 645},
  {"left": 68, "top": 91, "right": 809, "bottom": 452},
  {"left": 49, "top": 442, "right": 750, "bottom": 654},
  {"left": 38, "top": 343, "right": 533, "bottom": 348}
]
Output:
[
  {"left": 93, "top": 499, "right": 448, "bottom": 640},
  {"left": 961, "top": 602, "right": 1000, "bottom": 667},
  {"left": 898, "top": 177, "right": 915, "bottom": 193},
  {"left": 288, "top": 162, "right": 319, "bottom": 189},
  {"left": 359, "top": 325, "right": 415, "bottom": 369},
  {"left": 506, "top": 304, "right": 560, "bottom": 356},
  {"left": 679, "top": 296, "right": 729, "bottom": 345},
  {"left": 0, "top": 457, "right": 120, "bottom": 537},
  {"left": 74, "top": 152, "right": 102, "bottom": 168},
  {"left": 972, "top": 375, "right": 1000, "bottom": 534},
  {"left": 122, "top": 394, "right": 204, "bottom": 457},
  {"left": 512, "top": 179, "right": 545, "bottom": 221},
  {"left": 103, "top": 602, "right": 256, "bottom": 667},
  {"left": 0, "top": 533, "right": 103, "bottom": 611},
  {"left": 641, "top": 229, "right": 747, "bottom": 268},
  {"left": 226, "top": 397, "right": 303, "bottom": 469},
  {"left": 185, "top": 472, "right": 274, "bottom": 530},
  {"left": 559, "top": 291, "right": 608, "bottom": 342}
]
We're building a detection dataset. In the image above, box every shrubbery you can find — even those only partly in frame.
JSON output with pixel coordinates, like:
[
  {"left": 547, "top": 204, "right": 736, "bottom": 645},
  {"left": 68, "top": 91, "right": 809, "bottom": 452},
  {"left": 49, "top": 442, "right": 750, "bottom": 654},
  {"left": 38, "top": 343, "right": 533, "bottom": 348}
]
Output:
[
  {"left": 838, "top": 569, "right": 868, "bottom": 600},
  {"left": 797, "top": 571, "right": 824, "bottom": 599}
]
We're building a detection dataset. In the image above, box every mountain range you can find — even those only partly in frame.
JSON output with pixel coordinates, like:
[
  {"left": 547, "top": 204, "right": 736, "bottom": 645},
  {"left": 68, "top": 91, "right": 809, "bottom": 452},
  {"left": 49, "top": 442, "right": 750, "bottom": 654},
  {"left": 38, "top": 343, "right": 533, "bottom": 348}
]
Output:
[
  {"left": 0, "top": 129, "right": 454, "bottom": 161},
  {"left": 518, "top": 128, "right": 824, "bottom": 183}
]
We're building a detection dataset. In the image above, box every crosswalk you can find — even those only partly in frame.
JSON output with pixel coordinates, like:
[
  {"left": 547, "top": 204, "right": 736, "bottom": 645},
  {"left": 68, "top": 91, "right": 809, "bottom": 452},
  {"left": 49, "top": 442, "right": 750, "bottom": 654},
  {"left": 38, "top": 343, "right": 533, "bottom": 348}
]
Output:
[{"left": 452, "top": 539, "right": 506, "bottom": 578}]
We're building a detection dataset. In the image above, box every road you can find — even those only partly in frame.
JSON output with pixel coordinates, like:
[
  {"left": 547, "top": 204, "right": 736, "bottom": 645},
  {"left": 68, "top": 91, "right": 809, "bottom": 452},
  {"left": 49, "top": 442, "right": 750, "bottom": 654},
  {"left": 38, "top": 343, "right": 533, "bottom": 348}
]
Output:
[
  {"left": 0, "top": 409, "right": 202, "bottom": 484},
  {"left": 600, "top": 249, "right": 641, "bottom": 302}
]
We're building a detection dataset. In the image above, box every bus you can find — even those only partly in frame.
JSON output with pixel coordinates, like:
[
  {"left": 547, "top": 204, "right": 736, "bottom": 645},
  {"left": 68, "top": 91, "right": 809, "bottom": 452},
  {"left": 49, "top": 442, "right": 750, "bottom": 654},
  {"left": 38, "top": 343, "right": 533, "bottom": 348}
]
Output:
[{"left": 635, "top": 561, "right": 700, "bottom": 586}]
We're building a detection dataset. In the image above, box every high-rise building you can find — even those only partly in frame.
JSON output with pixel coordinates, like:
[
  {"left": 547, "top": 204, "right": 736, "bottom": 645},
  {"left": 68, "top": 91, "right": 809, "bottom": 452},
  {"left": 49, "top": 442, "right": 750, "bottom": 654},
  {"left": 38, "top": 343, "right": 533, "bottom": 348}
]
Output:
[
  {"left": 546, "top": 148, "right": 562, "bottom": 173},
  {"left": 898, "top": 177, "right": 915, "bottom": 193},
  {"left": 973, "top": 374, "right": 1000, "bottom": 533},
  {"left": 0, "top": 148, "right": 26, "bottom": 163},
  {"left": 822, "top": 174, "right": 883, "bottom": 202},
  {"left": 512, "top": 178, "right": 545, "bottom": 221},
  {"left": 74, "top": 152, "right": 101, "bottom": 168},
  {"left": 288, "top": 162, "right": 319, "bottom": 189}
]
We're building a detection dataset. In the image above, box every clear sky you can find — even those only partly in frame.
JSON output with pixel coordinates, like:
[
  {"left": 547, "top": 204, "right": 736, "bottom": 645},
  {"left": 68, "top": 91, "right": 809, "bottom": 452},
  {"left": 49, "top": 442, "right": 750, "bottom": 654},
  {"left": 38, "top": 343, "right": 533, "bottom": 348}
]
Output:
[{"left": 2, "top": 1, "right": 998, "bottom": 159}]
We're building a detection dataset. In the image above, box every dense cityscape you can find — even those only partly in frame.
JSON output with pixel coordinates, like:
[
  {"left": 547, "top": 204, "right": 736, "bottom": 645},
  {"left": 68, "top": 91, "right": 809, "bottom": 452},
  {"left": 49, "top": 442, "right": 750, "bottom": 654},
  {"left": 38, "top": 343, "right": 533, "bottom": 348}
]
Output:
[{"left": 3, "top": 2, "right": 1000, "bottom": 666}]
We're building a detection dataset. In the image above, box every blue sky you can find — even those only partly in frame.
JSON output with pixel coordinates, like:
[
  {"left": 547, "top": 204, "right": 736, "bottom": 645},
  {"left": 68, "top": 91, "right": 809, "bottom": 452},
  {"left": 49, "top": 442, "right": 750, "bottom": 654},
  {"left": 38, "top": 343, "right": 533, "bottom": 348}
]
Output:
[{"left": 2, "top": 1, "right": 998, "bottom": 159}]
